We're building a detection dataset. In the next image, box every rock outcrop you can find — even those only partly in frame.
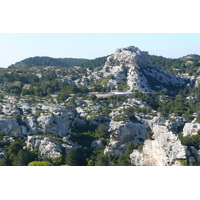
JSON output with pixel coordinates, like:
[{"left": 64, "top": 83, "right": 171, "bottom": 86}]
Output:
[
  {"left": 99, "top": 46, "right": 186, "bottom": 92},
  {"left": 130, "top": 125, "right": 188, "bottom": 166},
  {"left": 104, "top": 121, "right": 147, "bottom": 155},
  {"left": 0, "top": 115, "right": 22, "bottom": 137},
  {"left": 182, "top": 121, "right": 200, "bottom": 137},
  {"left": 26, "top": 135, "right": 80, "bottom": 160},
  {"left": 27, "top": 136, "right": 62, "bottom": 160},
  {"left": 37, "top": 113, "right": 70, "bottom": 137}
]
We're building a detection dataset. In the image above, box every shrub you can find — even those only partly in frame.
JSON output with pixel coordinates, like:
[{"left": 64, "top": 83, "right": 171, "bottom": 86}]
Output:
[
  {"left": 178, "top": 159, "right": 188, "bottom": 166},
  {"left": 28, "top": 161, "right": 53, "bottom": 166}
]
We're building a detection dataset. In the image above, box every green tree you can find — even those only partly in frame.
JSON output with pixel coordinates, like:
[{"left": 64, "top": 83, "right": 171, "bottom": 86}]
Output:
[
  {"left": 95, "top": 124, "right": 108, "bottom": 139},
  {"left": 65, "top": 150, "right": 77, "bottom": 166},
  {"left": 53, "top": 155, "right": 64, "bottom": 166},
  {"left": 95, "top": 152, "right": 108, "bottom": 166},
  {"left": 12, "top": 149, "right": 38, "bottom": 166},
  {"left": 0, "top": 158, "right": 7, "bottom": 166}
]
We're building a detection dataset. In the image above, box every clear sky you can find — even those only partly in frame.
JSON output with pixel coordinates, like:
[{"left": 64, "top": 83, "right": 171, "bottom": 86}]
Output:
[{"left": 0, "top": 33, "right": 200, "bottom": 68}]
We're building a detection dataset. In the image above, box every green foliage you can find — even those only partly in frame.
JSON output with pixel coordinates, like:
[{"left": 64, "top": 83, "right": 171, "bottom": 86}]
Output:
[
  {"left": 179, "top": 133, "right": 200, "bottom": 150},
  {"left": 178, "top": 159, "right": 188, "bottom": 166},
  {"left": 28, "top": 161, "right": 53, "bottom": 166},
  {"left": 87, "top": 159, "right": 94, "bottom": 166},
  {"left": 196, "top": 116, "right": 200, "bottom": 123},
  {"left": 12, "top": 149, "right": 37, "bottom": 166},
  {"left": 95, "top": 124, "right": 108, "bottom": 139},
  {"left": 56, "top": 93, "right": 69, "bottom": 102},
  {"left": 150, "top": 55, "right": 200, "bottom": 77},
  {"left": 0, "top": 158, "right": 7, "bottom": 166},
  {"left": 53, "top": 155, "right": 64, "bottom": 166},
  {"left": 117, "top": 81, "right": 130, "bottom": 91},
  {"left": 80, "top": 56, "right": 108, "bottom": 69},
  {"left": 65, "top": 150, "right": 77, "bottom": 166},
  {"left": 147, "top": 132, "right": 154, "bottom": 140},
  {"left": 94, "top": 152, "right": 109, "bottom": 166},
  {"left": 87, "top": 94, "right": 97, "bottom": 101},
  {"left": 5, "top": 85, "right": 22, "bottom": 95},
  {"left": 100, "top": 75, "right": 113, "bottom": 86},
  {"left": 8, "top": 56, "right": 88, "bottom": 68},
  {"left": 113, "top": 114, "right": 128, "bottom": 122}
]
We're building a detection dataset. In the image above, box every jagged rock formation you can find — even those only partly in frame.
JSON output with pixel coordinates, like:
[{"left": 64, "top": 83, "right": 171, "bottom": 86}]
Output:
[
  {"left": 0, "top": 115, "right": 22, "bottom": 137},
  {"left": 26, "top": 135, "right": 80, "bottom": 160},
  {"left": 36, "top": 113, "right": 70, "bottom": 137},
  {"left": 27, "top": 136, "right": 62, "bottom": 160},
  {"left": 0, "top": 103, "right": 72, "bottom": 137},
  {"left": 104, "top": 121, "right": 147, "bottom": 155},
  {"left": 99, "top": 46, "right": 186, "bottom": 92},
  {"left": 182, "top": 119, "right": 200, "bottom": 137},
  {"left": 130, "top": 124, "right": 188, "bottom": 166}
]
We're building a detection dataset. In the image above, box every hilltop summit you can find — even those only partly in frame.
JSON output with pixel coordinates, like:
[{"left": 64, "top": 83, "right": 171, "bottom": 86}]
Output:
[
  {"left": 95, "top": 46, "right": 187, "bottom": 93},
  {"left": 107, "top": 46, "right": 150, "bottom": 67}
]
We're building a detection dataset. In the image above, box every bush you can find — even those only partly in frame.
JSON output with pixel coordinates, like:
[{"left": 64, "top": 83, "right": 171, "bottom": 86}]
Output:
[
  {"left": 178, "top": 159, "right": 188, "bottom": 166},
  {"left": 28, "top": 161, "right": 54, "bottom": 166}
]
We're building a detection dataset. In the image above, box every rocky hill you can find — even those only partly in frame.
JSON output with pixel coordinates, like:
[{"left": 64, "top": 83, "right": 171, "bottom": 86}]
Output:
[
  {"left": 0, "top": 45, "right": 199, "bottom": 166},
  {"left": 8, "top": 56, "right": 89, "bottom": 68}
]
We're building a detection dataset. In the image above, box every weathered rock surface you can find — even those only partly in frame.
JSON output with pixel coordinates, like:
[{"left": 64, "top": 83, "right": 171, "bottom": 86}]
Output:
[
  {"left": 0, "top": 115, "right": 21, "bottom": 137},
  {"left": 98, "top": 46, "right": 186, "bottom": 92},
  {"left": 37, "top": 113, "right": 70, "bottom": 137},
  {"left": 182, "top": 122, "right": 200, "bottom": 137},
  {"left": 104, "top": 121, "right": 147, "bottom": 155},
  {"left": 130, "top": 125, "right": 188, "bottom": 166},
  {"left": 27, "top": 136, "right": 62, "bottom": 160},
  {"left": 26, "top": 135, "right": 80, "bottom": 160}
]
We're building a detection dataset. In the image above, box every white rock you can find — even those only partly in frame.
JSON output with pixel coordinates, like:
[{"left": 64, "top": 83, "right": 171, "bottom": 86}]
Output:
[
  {"left": 104, "top": 121, "right": 147, "bottom": 155},
  {"left": 27, "top": 136, "right": 62, "bottom": 160},
  {"left": 37, "top": 113, "right": 70, "bottom": 137},
  {"left": 130, "top": 126, "right": 187, "bottom": 166},
  {"left": 0, "top": 115, "right": 21, "bottom": 136},
  {"left": 182, "top": 122, "right": 200, "bottom": 137}
]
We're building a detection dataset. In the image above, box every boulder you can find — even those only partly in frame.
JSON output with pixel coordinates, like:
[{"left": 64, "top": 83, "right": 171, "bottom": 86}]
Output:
[
  {"left": 0, "top": 115, "right": 21, "bottom": 136},
  {"left": 182, "top": 122, "right": 200, "bottom": 137},
  {"left": 26, "top": 136, "right": 62, "bottom": 160},
  {"left": 37, "top": 113, "right": 70, "bottom": 137}
]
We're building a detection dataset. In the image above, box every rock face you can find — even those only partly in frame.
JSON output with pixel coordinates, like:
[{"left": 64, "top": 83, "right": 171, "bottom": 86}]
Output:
[
  {"left": 0, "top": 115, "right": 21, "bottom": 137},
  {"left": 130, "top": 125, "right": 188, "bottom": 166},
  {"left": 100, "top": 46, "right": 186, "bottom": 92},
  {"left": 26, "top": 135, "right": 80, "bottom": 160},
  {"left": 37, "top": 113, "right": 70, "bottom": 137},
  {"left": 27, "top": 136, "right": 62, "bottom": 160},
  {"left": 91, "top": 138, "right": 105, "bottom": 150},
  {"left": 182, "top": 122, "right": 200, "bottom": 137},
  {"left": 104, "top": 121, "right": 147, "bottom": 155}
]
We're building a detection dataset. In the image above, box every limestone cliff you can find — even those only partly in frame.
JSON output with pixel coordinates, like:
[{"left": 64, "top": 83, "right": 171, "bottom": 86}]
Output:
[
  {"left": 99, "top": 46, "right": 186, "bottom": 92},
  {"left": 130, "top": 125, "right": 188, "bottom": 166}
]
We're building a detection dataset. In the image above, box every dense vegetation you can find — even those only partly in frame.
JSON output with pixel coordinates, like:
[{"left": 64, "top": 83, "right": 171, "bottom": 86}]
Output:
[
  {"left": 80, "top": 56, "right": 108, "bottom": 69},
  {"left": 8, "top": 56, "right": 89, "bottom": 68},
  {"left": 0, "top": 52, "right": 199, "bottom": 166},
  {"left": 150, "top": 55, "right": 200, "bottom": 77}
]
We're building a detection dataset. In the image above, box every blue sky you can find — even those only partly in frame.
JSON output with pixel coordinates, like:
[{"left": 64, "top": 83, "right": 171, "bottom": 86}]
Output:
[{"left": 0, "top": 33, "right": 200, "bottom": 68}]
